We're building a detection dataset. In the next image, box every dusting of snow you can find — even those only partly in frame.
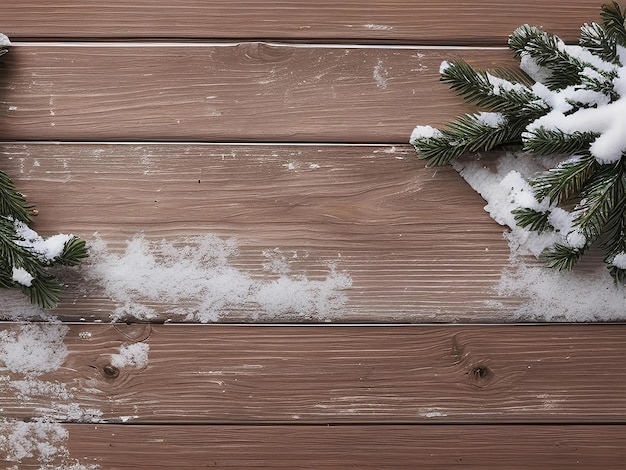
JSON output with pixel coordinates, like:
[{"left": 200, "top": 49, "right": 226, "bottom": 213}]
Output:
[
  {"left": 110, "top": 342, "right": 149, "bottom": 369},
  {"left": 373, "top": 59, "right": 388, "bottom": 89},
  {"left": 364, "top": 23, "right": 393, "bottom": 31},
  {"left": 85, "top": 234, "right": 352, "bottom": 322},
  {"left": 486, "top": 73, "right": 528, "bottom": 95}
]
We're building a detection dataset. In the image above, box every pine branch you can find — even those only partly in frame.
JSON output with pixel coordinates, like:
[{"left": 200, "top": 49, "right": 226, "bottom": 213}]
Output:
[
  {"left": 580, "top": 21, "right": 619, "bottom": 63},
  {"left": 509, "top": 25, "right": 586, "bottom": 89},
  {"left": 601, "top": 2, "right": 626, "bottom": 49},
  {"left": 0, "top": 171, "right": 33, "bottom": 223},
  {"left": 56, "top": 236, "right": 89, "bottom": 266},
  {"left": 440, "top": 60, "right": 548, "bottom": 119},
  {"left": 413, "top": 113, "right": 526, "bottom": 166},
  {"left": 20, "top": 275, "right": 63, "bottom": 310},
  {"left": 574, "top": 164, "right": 625, "bottom": 243},
  {"left": 512, "top": 208, "right": 554, "bottom": 234},
  {"left": 541, "top": 243, "right": 587, "bottom": 271},
  {"left": 529, "top": 154, "right": 598, "bottom": 204},
  {"left": 523, "top": 129, "right": 597, "bottom": 156}
]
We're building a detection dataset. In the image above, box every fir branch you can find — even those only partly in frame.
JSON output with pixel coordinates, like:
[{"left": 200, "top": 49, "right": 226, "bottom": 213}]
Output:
[
  {"left": 440, "top": 60, "right": 548, "bottom": 119},
  {"left": 601, "top": 2, "right": 626, "bottom": 49},
  {"left": 413, "top": 114, "right": 526, "bottom": 166},
  {"left": 529, "top": 154, "right": 598, "bottom": 204},
  {"left": 20, "top": 274, "right": 63, "bottom": 310},
  {"left": 0, "top": 171, "right": 33, "bottom": 223},
  {"left": 523, "top": 129, "right": 597, "bottom": 157},
  {"left": 56, "top": 236, "right": 89, "bottom": 266},
  {"left": 541, "top": 243, "right": 587, "bottom": 271},
  {"left": 574, "top": 164, "right": 625, "bottom": 243},
  {"left": 580, "top": 21, "right": 619, "bottom": 63},
  {"left": 508, "top": 25, "right": 602, "bottom": 90},
  {"left": 512, "top": 208, "right": 554, "bottom": 234}
]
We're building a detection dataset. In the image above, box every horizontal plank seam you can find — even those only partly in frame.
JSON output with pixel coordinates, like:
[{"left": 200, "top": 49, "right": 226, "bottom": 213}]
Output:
[
  {"left": 4, "top": 321, "right": 626, "bottom": 328},
  {"left": 9, "top": 41, "right": 509, "bottom": 51},
  {"left": 43, "top": 421, "right": 626, "bottom": 426}
]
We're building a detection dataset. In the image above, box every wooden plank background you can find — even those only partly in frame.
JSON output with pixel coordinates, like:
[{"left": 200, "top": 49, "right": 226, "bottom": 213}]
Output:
[
  {"left": 2, "top": 1, "right": 599, "bottom": 44},
  {"left": 1, "top": 1, "right": 625, "bottom": 468}
]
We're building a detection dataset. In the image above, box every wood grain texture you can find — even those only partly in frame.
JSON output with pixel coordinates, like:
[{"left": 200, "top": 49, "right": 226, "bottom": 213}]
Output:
[
  {"left": 1, "top": 1, "right": 600, "bottom": 45},
  {"left": 3, "top": 424, "right": 625, "bottom": 469},
  {"left": 1, "top": 143, "right": 519, "bottom": 323},
  {"left": 2, "top": 324, "right": 625, "bottom": 424},
  {"left": 0, "top": 44, "right": 516, "bottom": 142}
]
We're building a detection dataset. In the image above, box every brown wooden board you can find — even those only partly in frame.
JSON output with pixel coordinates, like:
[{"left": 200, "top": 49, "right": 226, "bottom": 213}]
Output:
[
  {"left": 1, "top": 143, "right": 520, "bottom": 323},
  {"left": 1, "top": 1, "right": 600, "bottom": 45},
  {"left": 1, "top": 324, "right": 625, "bottom": 424},
  {"left": 0, "top": 44, "right": 517, "bottom": 142},
  {"left": 2, "top": 424, "right": 625, "bottom": 469}
]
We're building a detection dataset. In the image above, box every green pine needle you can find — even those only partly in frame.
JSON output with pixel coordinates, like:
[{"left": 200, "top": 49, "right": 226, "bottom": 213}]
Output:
[
  {"left": 440, "top": 60, "right": 548, "bottom": 119},
  {"left": 512, "top": 208, "right": 554, "bottom": 234},
  {"left": 523, "top": 129, "right": 597, "bottom": 156},
  {"left": 541, "top": 243, "right": 587, "bottom": 271},
  {"left": 601, "top": 2, "right": 626, "bottom": 49},
  {"left": 529, "top": 154, "right": 598, "bottom": 204},
  {"left": 0, "top": 171, "right": 33, "bottom": 224},
  {"left": 574, "top": 165, "right": 625, "bottom": 243}
]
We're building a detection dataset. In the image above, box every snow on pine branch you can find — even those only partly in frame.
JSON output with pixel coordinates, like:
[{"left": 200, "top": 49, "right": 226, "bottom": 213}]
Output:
[{"left": 410, "top": 2, "right": 626, "bottom": 318}]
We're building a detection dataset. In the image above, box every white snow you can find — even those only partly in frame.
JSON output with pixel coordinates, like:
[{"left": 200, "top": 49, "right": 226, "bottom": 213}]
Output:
[
  {"left": 86, "top": 233, "right": 351, "bottom": 322},
  {"left": 486, "top": 72, "right": 529, "bottom": 95},
  {"left": 454, "top": 152, "right": 626, "bottom": 321},
  {"left": 110, "top": 342, "right": 149, "bottom": 369},
  {"left": 373, "top": 59, "right": 388, "bottom": 89},
  {"left": 611, "top": 252, "right": 626, "bottom": 269},
  {"left": 410, "top": 125, "right": 443, "bottom": 143},
  {"left": 0, "top": 323, "right": 68, "bottom": 376},
  {"left": 0, "top": 33, "right": 10, "bottom": 46},
  {"left": 11, "top": 267, "right": 34, "bottom": 287},
  {"left": 475, "top": 112, "right": 506, "bottom": 128},
  {"left": 523, "top": 58, "right": 626, "bottom": 164},
  {"left": 12, "top": 219, "right": 72, "bottom": 261},
  {"left": 439, "top": 60, "right": 451, "bottom": 74}
]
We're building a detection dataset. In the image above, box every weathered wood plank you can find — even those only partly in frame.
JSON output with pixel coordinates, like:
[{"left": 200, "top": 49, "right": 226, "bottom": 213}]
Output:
[
  {"left": 3, "top": 424, "right": 625, "bottom": 469},
  {"left": 2, "top": 324, "right": 625, "bottom": 424},
  {"left": 1, "top": 1, "right": 599, "bottom": 45},
  {"left": 1, "top": 143, "right": 517, "bottom": 323},
  {"left": 0, "top": 44, "right": 516, "bottom": 142}
]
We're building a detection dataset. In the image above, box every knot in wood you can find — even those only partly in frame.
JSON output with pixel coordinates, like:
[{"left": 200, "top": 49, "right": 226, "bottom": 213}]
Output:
[
  {"left": 469, "top": 364, "right": 493, "bottom": 387},
  {"left": 103, "top": 364, "right": 120, "bottom": 379}
]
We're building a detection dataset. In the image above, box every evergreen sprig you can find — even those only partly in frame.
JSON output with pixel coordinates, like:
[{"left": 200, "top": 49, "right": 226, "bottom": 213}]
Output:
[
  {"left": 1, "top": 36, "right": 88, "bottom": 308},
  {"left": 411, "top": 3, "right": 626, "bottom": 284}
]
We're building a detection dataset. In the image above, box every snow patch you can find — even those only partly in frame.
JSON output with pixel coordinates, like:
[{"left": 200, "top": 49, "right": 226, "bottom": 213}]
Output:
[
  {"left": 0, "top": 323, "right": 68, "bottom": 376},
  {"left": 110, "top": 342, "right": 149, "bottom": 369},
  {"left": 454, "top": 153, "right": 626, "bottom": 321},
  {"left": 373, "top": 60, "right": 388, "bottom": 89},
  {"left": 86, "top": 234, "right": 352, "bottom": 322},
  {"left": 410, "top": 125, "right": 443, "bottom": 144}
]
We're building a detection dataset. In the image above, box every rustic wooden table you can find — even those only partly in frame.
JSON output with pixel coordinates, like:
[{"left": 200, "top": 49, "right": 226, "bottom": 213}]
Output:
[{"left": 1, "top": 2, "right": 624, "bottom": 468}]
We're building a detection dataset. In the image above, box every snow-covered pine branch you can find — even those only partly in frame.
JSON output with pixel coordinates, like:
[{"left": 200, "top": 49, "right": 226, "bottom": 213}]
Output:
[{"left": 411, "top": 2, "right": 626, "bottom": 284}]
